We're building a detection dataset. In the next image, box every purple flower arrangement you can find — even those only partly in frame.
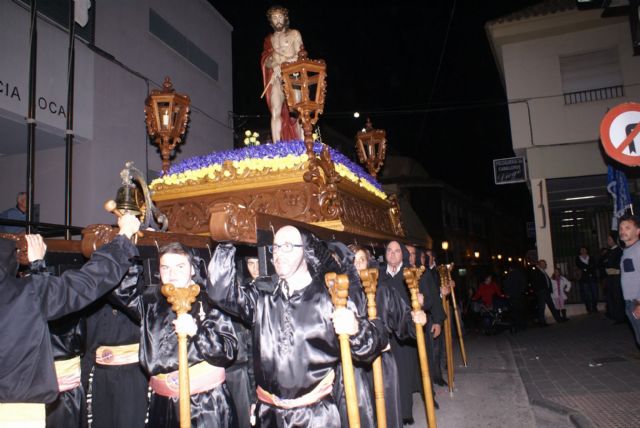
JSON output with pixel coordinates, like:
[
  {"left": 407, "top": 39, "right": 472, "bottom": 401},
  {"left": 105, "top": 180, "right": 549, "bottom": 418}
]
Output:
[{"left": 166, "top": 140, "right": 384, "bottom": 192}]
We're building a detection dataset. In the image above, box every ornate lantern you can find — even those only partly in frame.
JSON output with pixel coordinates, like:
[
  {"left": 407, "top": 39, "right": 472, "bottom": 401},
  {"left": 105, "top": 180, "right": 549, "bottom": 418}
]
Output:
[
  {"left": 144, "top": 77, "right": 191, "bottom": 174},
  {"left": 355, "top": 118, "right": 387, "bottom": 178},
  {"left": 280, "top": 51, "right": 327, "bottom": 158}
]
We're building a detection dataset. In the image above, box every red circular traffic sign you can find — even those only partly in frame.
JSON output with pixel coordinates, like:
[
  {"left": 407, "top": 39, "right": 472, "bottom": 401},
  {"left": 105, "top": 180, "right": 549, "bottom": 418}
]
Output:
[{"left": 600, "top": 102, "right": 640, "bottom": 166}]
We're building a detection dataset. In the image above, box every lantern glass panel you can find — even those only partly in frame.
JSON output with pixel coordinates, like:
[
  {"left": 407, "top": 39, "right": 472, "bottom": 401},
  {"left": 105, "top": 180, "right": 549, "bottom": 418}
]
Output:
[{"left": 159, "top": 105, "right": 171, "bottom": 131}]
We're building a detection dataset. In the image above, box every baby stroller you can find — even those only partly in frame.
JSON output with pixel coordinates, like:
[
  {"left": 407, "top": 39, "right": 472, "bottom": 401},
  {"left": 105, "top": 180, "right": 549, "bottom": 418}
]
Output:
[{"left": 475, "top": 295, "right": 513, "bottom": 335}]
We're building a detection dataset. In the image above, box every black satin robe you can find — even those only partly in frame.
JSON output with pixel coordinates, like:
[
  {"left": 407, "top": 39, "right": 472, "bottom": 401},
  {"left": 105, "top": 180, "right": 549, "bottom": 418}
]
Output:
[
  {"left": 0, "top": 235, "right": 136, "bottom": 404},
  {"left": 333, "top": 275, "right": 388, "bottom": 428},
  {"left": 207, "top": 243, "right": 384, "bottom": 428},
  {"left": 225, "top": 277, "right": 257, "bottom": 428},
  {"left": 112, "top": 276, "right": 238, "bottom": 428},
  {"left": 379, "top": 266, "right": 420, "bottom": 421},
  {"left": 376, "top": 279, "right": 416, "bottom": 428},
  {"left": 82, "top": 298, "right": 148, "bottom": 428},
  {"left": 26, "top": 259, "right": 87, "bottom": 428},
  {"left": 422, "top": 267, "right": 446, "bottom": 386},
  {"left": 46, "top": 314, "right": 86, "bottom": 428}
]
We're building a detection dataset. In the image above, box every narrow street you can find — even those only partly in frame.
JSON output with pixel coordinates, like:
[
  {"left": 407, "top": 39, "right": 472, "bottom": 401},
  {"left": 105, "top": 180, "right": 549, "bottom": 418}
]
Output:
[{"left": 412, "top": 315, "right": 640, "bottom": 427}]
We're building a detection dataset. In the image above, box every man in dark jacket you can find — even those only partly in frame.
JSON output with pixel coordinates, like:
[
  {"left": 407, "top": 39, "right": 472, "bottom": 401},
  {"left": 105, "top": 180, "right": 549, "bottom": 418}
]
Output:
[
  {"left": 531, "top": 259, "right": 565, "bottom": 325},
  {"left": 0, "top": 214, "right": 140, "bottom": 426},
  {"left": 503, "top": 265, "right": 528, "bottom": 331}
]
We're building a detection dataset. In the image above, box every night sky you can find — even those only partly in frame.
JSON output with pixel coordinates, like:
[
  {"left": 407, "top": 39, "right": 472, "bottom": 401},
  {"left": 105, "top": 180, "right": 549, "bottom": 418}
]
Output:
[{"left": 209, "top": 0, "right": 540, "bottom": 220}]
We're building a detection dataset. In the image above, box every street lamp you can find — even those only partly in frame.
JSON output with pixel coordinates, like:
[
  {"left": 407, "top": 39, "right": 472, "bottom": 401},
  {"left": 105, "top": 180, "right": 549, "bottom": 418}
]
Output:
[
  {"left": 497, "top": 254, "right": 503, "bottom": 260},
  {"left": 441, "top": 240, "right": 450, "bottom": 263},
  {"left": 355, "top": 118, "right": 387, "bottom": 178},
  {"left": 280, "top": 51, "right": 327, "bottom": 159},
  {"left": 474, "top": 251, "right": 480, "bottom": 259},
  {"left": 144, "top": 77, "right": 191, "bottom": 174}
]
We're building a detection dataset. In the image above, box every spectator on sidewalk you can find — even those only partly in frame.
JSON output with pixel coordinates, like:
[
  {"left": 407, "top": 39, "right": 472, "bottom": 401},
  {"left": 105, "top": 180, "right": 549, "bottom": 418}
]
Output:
[
  {"left": 531, "top": 260, "right": 566, "bottom": 325},
  {"left": 576, "top": 246, "right": 599, "bottom": 313},
  {"left": 550, "top": 267, "right": 571, "bottom": 321},
  {"left": 472, "top": 274, "right": 501, "bottom": 308},
  {"left": 618, "top": 214, "right": 640, "bottom": 346},
  {"left": 0, "top": 192, "right": 27, "bottom": 233}
]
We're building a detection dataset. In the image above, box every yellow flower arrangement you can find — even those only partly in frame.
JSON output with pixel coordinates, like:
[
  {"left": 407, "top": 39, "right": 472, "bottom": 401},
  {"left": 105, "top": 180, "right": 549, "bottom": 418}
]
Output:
[{"left": 150, "top": 149, "right": 386, "bottom": 200}]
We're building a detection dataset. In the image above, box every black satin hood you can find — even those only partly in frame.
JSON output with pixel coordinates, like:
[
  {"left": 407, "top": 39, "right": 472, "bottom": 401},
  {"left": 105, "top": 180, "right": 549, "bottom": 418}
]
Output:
[
  {"left": 299, "top": 228, "right": 341, "bottom": 280},
  {"left": 206, "top": 242, "right": 385, "bottom": 404},
  {"left": 326, "top": 240, "right": 355, "bottom": 269},
  {"left": 0, "top": 238, "right": 17, "bottom": 283},
  {"left": 415, "top": 248, "right": 424, "bottom": 268},
  {"left": 326, "top": 240, "right": 365, "bottom": 308},
  {"left": 399, "top": 242, "right": 411, "bottom": 266}
]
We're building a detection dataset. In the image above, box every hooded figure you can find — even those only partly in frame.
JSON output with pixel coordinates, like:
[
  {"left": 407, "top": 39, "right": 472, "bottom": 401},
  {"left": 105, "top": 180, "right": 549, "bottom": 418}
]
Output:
[
  {"left": 326, "top": 241, "right": 389, "bottom": 428},
  {"left": 111, "top": 242, "right": 238, "bottom": 428},
  {"left": 0, "top": 218, "right": 139, "bottom": 427},
  {"left": 380, "top": 240, "right": 424, "bottom": 424},
  {"left": 207, "top": 226, "right": 385, "bottom": 428},
  {"left": 226, "top": 255, "right": 259, "bottom": 428}
]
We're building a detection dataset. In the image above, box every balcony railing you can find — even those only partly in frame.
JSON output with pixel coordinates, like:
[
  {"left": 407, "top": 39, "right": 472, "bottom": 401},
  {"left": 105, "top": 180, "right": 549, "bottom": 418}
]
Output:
[{"left": 563, "top": 85, "right": 624, "bottom": 105}]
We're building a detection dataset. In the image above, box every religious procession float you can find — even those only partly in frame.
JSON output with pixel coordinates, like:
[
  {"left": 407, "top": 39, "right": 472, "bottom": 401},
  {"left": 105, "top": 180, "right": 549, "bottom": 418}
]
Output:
[{"left": 2, "top": 6, "right": 469, "bottom": 427}]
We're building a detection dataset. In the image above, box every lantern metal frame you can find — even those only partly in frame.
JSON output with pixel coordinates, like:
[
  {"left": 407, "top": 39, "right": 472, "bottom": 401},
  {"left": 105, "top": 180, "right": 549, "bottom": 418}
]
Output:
[
  {"left": 144, "top": 77, "right": 191, "bottom": 174},
  {"left": 355, "top": 118, "right": 387, "bottom": 178},
  {"left": 280, "top": 52, "right": 327, "bottom": 158}
]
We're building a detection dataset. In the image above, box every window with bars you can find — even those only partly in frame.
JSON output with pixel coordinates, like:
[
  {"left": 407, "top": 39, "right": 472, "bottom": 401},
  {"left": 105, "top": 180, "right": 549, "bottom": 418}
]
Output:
[{"left": 559, "top": 48, "right": 623, "bottom": 105}]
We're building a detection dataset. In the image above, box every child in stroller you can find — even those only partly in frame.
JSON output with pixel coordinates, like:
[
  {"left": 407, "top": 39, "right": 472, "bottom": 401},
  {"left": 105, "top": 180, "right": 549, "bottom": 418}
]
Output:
[{"left": 472, "top": 274, "right": 513, "bottom": 335}]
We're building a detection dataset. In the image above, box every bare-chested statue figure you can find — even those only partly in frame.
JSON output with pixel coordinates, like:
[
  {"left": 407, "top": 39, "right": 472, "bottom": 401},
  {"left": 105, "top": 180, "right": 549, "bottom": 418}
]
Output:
[{"left": 260, "top": 6, "right": 304, "bottom": 143}]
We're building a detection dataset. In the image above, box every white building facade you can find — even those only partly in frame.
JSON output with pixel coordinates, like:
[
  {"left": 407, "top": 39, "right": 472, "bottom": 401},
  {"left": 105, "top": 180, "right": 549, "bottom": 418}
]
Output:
[
  {"left": 0, "top": 0, "right": 233, "bottom": 228},
  {"left": 487, "top": 1, "right": 640, "bottom": 276}
]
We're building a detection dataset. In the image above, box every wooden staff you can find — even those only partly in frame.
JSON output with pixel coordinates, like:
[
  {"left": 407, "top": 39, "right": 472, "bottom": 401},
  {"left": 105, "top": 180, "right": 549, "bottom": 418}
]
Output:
[
  {"left": 161, "top": 283, "right": 200, "bottom": 428},
  {"left": 437, "top": 265, "right": 454, "bottom": 394},
  {"left": 446, "top": 264, "right": 467, "bottom": 367},
  {"left": 403, "top": 267, "right": 437, "bottom": 428},
  {"left": 325, "top": 273, "right": 361, "bottom": 428},
  {"left": 358, "top": 268, "right": 386, "bottom": 428}
]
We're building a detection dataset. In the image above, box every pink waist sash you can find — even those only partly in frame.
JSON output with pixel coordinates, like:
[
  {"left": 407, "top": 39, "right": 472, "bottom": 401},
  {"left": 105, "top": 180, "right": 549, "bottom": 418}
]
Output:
[{"left": 149, "top": 361, "right": 226, "bottom": 398}]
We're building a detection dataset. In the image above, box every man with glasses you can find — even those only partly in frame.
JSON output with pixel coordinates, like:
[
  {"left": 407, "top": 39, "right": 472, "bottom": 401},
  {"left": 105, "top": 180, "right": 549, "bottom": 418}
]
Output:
[{"left": 207, "top": 225, "right": 385, "bottom": 427}]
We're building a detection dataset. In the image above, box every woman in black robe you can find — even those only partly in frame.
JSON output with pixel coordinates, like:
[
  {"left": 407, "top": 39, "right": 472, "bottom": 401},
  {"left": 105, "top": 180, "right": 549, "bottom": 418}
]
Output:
[
  {"left": 327, "top": 241, "right": 389, "bottom": 428},
  {"left": 351, "top": 244, "right": 420, "bottom": 427}
]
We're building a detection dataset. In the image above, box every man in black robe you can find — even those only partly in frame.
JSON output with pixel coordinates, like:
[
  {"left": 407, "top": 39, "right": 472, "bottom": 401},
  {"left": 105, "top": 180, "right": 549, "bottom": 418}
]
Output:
[
  {"left": 24, "top": 241, "right": 87, "bottom": 428},
  {"left": 82, "top": 296, "right": 148, "bottom": 428},
  {"left": 112, "top": 242, "right": 238, "bottom": 427},
  {"left": 207, "top": 226, "right": 385, "bottom": 427},
  {"left": 381, "top": 241, "right": 443, "bottom": 425},
  {"left": 0, "top": 214, "right": 140, "bottom": 427},
  {"left": 420, "top": 248, "right": 447, "bottom": 387},
  {"left": 377, "top": 277, "right": 424, "bottom": 427}
]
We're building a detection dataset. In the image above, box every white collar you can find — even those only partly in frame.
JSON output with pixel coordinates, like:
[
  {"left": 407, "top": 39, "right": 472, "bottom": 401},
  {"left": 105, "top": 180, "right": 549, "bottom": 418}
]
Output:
[{"left": 386, "top": 262, "right": 402, "bottom": 277}]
